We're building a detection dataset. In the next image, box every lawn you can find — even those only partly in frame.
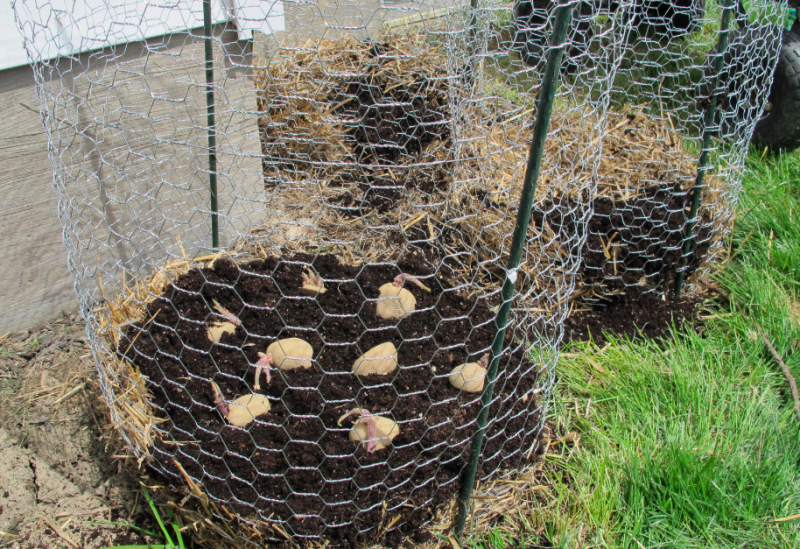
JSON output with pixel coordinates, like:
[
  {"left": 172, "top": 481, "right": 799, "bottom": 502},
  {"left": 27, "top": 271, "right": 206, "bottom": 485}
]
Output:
[{"left": 468, "top": 148, "right": 800, "bottom": 548}]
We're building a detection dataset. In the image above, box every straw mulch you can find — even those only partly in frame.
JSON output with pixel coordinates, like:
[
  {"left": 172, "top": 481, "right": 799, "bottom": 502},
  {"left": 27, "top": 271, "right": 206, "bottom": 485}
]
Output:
[
  {"left": 94, "top": 249, "right": 550, "bottom": 549},
  {"left": 254, "top": 25, "right": 725, "bottom": 301},
  {"left": 444, "top": 105, "right": 726, "bottom": 304},
  {"left": 253, "top": 23, "right": 726, "bottom": 306},
  {"left": 95, "top": 253, "right": 319, "bottom": 548},
  {"left": 254, "top": 31, "right": 453, "bottom": 184},
  {"left": 249, "top": 30, "right": 460, "bottom": 266}
]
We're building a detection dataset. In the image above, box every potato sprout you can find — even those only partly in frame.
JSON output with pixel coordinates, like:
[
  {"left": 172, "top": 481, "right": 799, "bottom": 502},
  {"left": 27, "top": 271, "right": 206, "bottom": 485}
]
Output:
[
  {"left": 393, "top": 273, "right": 431, "bottom": 292},
  {"left": 448, "top": 354, "right": 489, "bottom": 393},
  {"left": 211, "top": 381, "right": 271, "bottom": 428},
  {"left": 300, "top": 269, "right": 326, "bottom": 295},
  {"left": 254, "top": 352, "right": 272, "bottom": 390},
  {"left": 207, "top": 321, "right": 236, "bottom": 343},
  {"left": 337, "top": 408, "right": 398, "bottom": 453},
  {"left": 375, "top": 273, "right": 431, "bottom": 319},
  {"left": 212, "top": 299, "right": 241, "bottom": 326},
  {"left": 266, "top": 338, "right": 313, "bottom": 370},
  {"left": 352, "top": 342, "right": 398, "bottom": 376}
]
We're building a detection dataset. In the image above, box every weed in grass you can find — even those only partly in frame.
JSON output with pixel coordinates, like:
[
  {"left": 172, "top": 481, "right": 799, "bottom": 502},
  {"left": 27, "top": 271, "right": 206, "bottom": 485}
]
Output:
[{"left": 92, "top": 485, "right": 186, "bottom": 549}]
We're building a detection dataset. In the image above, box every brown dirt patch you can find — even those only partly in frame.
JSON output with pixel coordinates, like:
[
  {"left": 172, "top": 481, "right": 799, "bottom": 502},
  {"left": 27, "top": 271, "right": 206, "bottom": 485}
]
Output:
[{"left": 0, "top": 314, "right": 153, "bottom": 549}]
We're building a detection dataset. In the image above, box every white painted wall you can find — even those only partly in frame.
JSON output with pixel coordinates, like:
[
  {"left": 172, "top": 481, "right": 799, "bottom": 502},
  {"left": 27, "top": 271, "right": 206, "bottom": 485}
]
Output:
[{"left": 3, "top": 0, "right": 284, "bottom": 70}]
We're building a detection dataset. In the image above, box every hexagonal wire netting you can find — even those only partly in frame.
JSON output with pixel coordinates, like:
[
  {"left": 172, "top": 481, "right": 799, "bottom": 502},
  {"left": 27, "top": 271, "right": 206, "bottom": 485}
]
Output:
[{"left": 13, "top": 0, "right": 780, "bottom": 546}]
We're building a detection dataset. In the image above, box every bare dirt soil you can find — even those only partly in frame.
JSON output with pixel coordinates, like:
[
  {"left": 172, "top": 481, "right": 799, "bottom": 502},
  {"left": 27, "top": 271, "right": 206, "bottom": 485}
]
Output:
[{"left": 0, "top": 313, "right": 152, "bottom": 549}]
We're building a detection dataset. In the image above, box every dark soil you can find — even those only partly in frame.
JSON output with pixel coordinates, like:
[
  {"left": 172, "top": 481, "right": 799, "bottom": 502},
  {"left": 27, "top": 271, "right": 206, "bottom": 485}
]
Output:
[
  {"left": 580, "top": 183, "right": 712, "bottom": 291},
  {"left": 531, "top": 183, "right": 709, "bottom": 345},
  {"left": 322, "top": 42, "right": 452, "bottom": 216},
  {"left": 533, "top": 183, "right": 711, "bottom": 292},
  {"left": 121, "top": 252, "right": 541, "bottom": 548},
  {"left": 330, "top": 44, "right": 450, "bottom": 165},
  {"left": 563, "top": 287, "right": 703, "bottom": 345}
]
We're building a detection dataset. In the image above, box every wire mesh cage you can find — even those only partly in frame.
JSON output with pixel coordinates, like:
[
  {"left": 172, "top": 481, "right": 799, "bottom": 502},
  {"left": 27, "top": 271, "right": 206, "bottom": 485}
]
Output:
[
  {"left": 13, "top": 0, "right": 782, "bottom": 545},
  {"left": 541, "top": 0, "right": 784, "bottom": 322}
]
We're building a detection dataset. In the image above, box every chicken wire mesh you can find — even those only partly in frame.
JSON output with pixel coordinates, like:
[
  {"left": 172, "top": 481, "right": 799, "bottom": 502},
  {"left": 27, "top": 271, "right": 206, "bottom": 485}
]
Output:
[
  {"left": 512, "top": 0, "right": 784, "bottom": 316},
  {"left": 13, "top": 0, "right": 781, "bottom": 545}
]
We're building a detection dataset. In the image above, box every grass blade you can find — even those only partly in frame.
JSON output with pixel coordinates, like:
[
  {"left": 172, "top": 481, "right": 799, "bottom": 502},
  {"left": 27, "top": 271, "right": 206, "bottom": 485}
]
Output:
[
  {"left": 87, "top": 521, "right": 158, "bottom": 538},
  {"left": 141, "top": 487, "right": 175, "bottom": 548}
]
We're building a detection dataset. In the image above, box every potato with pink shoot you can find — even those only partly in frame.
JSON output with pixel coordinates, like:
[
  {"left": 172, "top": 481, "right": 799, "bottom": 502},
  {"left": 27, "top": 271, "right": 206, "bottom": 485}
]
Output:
[
  {"left": 210, "top": 381, "right": 271, "bottom": 428},
  {"left": 338, "top": 408, "right": 399, "bottom": 453},
  {"left": 376, "top": 273, "right": 431, "bottom": 320}
]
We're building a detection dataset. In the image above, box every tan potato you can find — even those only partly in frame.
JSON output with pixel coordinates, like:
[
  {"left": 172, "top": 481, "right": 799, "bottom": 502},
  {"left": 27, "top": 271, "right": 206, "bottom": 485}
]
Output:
[
  {"left": 225, "top": 394, "right": 271, "bottom": 428},
  {"left": 352, "top": 342, "right": 398, "bottom": 376},
  {"left": 267, "top": 338, "right": 313, "bottom": 370},
  {"left": 376, "top": 283, "right": 416, "bottom": 319},
  {"left": 207, "top": 321, "right": 236, "bottom": 343},
  {"left": 349, "top": 416, "right": 399, "bottom": 452},
  {"left": 449, "top": 362, "right": 487, "bottom": 393}
]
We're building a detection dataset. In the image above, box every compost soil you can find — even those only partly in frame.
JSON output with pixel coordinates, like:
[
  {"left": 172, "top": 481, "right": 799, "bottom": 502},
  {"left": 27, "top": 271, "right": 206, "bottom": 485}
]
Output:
[
  {"left": 329, "top": 41, "right": 450, "bottom": 166},
  {"left": 564, "top": 287, "right": 703, "bottom": 345},
  {"left": 323, "top": 42, "right": 452, "bottom": 217},
  {"left": 122, "top": 252, "right": 541, "bottom": 547},
  {"left": 531, "top": 183, "right": 708, "bottom": 345}
]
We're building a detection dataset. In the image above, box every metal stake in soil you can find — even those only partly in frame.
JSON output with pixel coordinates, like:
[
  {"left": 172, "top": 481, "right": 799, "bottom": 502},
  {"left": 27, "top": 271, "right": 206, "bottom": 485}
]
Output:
[
  {"left": 453, "top": 0, "right": 575, "bottom": 539},
  {"left": 203, "top": 0, "right": 219, "bottom": 249},
  {"left": 675, "top": 0, "right": 734, "bottom": 296}
]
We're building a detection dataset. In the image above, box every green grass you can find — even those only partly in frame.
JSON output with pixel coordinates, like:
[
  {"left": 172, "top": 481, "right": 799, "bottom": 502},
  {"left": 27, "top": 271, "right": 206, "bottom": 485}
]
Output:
[
  {"left": 92, "top": 485, "right": 186, "bottom": 549},
  {"left": 467, "top": 149, "right": 800, "bottom": 548}
]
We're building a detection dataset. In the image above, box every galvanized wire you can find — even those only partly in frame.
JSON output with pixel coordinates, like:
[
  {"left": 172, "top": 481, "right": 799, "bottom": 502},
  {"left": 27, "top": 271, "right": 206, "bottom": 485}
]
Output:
[{"left": 14, "top": 0, "right": 780, "bottom": 545}]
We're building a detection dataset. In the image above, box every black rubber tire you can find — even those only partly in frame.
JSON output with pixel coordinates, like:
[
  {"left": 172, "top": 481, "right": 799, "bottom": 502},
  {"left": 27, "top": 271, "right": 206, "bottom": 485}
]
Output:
[
  {"left": 752, "top": 34, "right": 800, "bottom": 153},
  {"left": 697, "top": 25, "right": 782, "bottom": 145}
]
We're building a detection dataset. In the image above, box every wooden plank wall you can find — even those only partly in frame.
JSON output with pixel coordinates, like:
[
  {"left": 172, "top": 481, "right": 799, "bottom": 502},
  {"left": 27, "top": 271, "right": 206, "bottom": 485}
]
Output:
[{"left": 0, "top": 29, "right": 263, "bottom": 333}]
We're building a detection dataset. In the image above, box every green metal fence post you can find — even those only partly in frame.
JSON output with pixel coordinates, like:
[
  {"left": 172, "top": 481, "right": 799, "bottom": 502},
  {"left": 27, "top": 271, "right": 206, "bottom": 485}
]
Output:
[
  {"left": 203, "top": 0, "right": 219, "bottom": 249},
  {"left": 453, "top": 0, "right": 575, "bottom": 539},
  {"left": 675, "top": 0, "right": 734, "bottom": 296}
]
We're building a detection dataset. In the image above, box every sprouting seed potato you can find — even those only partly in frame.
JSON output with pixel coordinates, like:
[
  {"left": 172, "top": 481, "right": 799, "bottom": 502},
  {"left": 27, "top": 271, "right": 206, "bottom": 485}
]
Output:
[
  {"left": 300, "top": 269, "right": 326, "bottom": 296},
  {"left": 225, "top": 394, "right": 272, "bottom": 427},
  {"left": 352, "top": 342, "right": 398, "bottom": 376},
  {"left": 267, "top": 337, "right": 313, "bottom": 370},
  {"left": 211, "top": 381, "right": 271, "bottom": 428},
  {"left": 349, "top": 415, "right": 399, "bottom": 452},
  {"left": 376, "top": 283, "right": 416, "bottom": 319},
  {"left": 338, "top": 408, "right": 399, "bottom": 452}
]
